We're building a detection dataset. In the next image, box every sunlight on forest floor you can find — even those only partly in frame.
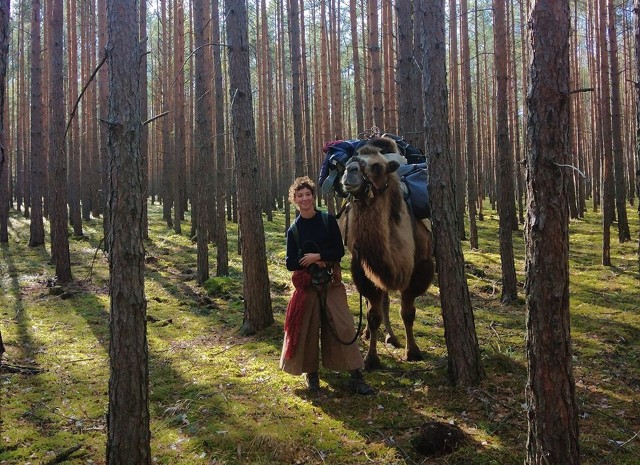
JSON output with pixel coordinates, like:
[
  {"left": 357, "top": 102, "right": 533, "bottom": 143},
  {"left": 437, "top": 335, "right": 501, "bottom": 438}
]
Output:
[{"left": 1, "top": 201, "right": 639, "bottom": 464}]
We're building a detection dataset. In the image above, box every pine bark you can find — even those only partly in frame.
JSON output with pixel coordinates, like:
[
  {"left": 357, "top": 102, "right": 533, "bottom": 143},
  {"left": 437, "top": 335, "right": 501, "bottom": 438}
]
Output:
[
  {"left": 607, "top": 0, "right": 631, "bottom": 242},
  {"left": 193, "top": 0, "right": 212, "bottom": 283},
  {"left": 47, "top": 0, "right": 72, "bottom": 282},
  {"left": 225, "top": 0, "right": 274, "bottom": 335},
  {"left": 493, "top": 0, "right": 517, "bottom": 302},
  {"left": 80, "top": 2, "right": 92, "bottom": 221},
  {"left": 635, "top": 0, "right": 640, "bottom": 270},
  {"left": 105, "top": 0, "right": 150, "bottom": 462},
  {"left": 597, "top": 0, "right": 614, "bottom": 265},
  {"left": 160, "top": 0, "right": 173, "bottom": 228},
  {"left": 448, "top": 0, "right": 464, "bottom": 231},
  {"left": 67, "top": 0, "right": 83, "bottom": 237},
  {"left": 140, "top": 0, "right": 148, "bottom": 238},
  {"left": 525, "top": 1, "right": 579, "bottom": 463},
  {"left": 368, "top": 0, "right": 383, "bottom": 127},
  {"left": 349, "top": 0, "right": 364, "bottom": 135},
  {"left": 460, "top": 0, "right": 478, "bottom": 248},
  {"left": 29, "top": 0, "right": 45, "bottom": 247},
  {"left": 288, "top": 0, "right": 304, "bottom": 177},
  {"left": 0, "top": 0, "right": 9, "bottom": 245},
  {"left": 98, "top": 0, "right": 108, "bottom": 237},
  {"left": 212, "top": 0, "right": 229, "bottom": 276},
  {"left": 173, "top": 0, "right": 184, "bottom": 234},
  {"left": 420, "top": 0, "right": 485, "bottom": 386},
  {"left": 397, "top": 0, "right": 421, "bottom": 145},
  {"left": 329, "top": 0, "right": 343, "bottom": 140}
]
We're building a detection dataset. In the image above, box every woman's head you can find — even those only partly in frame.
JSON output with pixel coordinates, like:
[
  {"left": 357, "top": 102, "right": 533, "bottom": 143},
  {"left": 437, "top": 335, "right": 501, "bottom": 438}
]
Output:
[{"left": 288, "top": 176, "right": 316, "bottom": 205}]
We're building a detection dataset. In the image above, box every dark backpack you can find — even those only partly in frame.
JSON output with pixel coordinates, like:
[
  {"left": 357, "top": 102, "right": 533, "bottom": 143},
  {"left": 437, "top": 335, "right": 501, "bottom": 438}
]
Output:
[{"left": 397, "top": 163, "right": 431, "bottom": 220}]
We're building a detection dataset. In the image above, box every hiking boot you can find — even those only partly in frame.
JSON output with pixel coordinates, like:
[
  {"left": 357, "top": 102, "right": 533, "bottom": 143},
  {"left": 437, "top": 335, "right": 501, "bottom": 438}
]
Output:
[
  {"left": 305, "top": 372, "right": 320, "bottom": 391},
  {"left": 349, "top": 369, "right": 375, "bottom": 396}
]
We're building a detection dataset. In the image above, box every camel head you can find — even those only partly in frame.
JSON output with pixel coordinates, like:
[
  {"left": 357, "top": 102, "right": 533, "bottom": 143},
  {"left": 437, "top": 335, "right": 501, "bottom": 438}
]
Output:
[{"left": 341, "top": 146, "right": 401, "bottom": 198}]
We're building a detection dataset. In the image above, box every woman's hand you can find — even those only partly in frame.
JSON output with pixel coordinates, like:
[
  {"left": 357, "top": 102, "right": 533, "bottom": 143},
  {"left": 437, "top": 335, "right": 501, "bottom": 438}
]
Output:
[{"left": 299, "top": 253, "right": 324, "bottom": 268}]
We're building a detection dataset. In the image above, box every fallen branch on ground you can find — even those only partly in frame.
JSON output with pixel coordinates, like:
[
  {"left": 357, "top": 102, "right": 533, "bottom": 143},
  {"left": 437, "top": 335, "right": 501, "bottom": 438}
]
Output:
[
  {"left": 42, "top": 444, "right": 83, "bottom": 465},
  {"left": 0, "top": 362, "right": 45, "bottom": 375}
]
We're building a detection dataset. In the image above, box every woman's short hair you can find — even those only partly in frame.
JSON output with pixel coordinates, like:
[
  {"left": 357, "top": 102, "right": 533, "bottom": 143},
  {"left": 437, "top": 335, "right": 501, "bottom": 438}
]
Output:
[{"left": 288, "top": 176, "right": 316, "bottom": 204}]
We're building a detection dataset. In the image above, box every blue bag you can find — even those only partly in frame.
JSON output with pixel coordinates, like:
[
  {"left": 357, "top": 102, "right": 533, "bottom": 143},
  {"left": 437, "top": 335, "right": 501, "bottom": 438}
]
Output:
[{"left": 397, "top": 163, "right": 431, "bottom": 220}]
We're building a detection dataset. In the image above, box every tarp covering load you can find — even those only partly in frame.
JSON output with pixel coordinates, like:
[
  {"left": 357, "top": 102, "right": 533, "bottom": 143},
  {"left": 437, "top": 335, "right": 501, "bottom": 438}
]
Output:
[{"left": 318, "top": 133, "right": 431, "bottom": 220}]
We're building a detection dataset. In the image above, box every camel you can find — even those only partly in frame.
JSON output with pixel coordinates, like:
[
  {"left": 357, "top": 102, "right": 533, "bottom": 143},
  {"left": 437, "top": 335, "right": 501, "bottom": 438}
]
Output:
[{"left": 339, "top": 137, "right": 434, "bottom": 370}]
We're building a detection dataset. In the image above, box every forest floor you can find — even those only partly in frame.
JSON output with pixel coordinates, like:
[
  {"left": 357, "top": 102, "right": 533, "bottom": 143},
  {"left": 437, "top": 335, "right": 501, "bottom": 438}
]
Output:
[{"left": 0, "top": 201, "right": 639, "bottom": 465}]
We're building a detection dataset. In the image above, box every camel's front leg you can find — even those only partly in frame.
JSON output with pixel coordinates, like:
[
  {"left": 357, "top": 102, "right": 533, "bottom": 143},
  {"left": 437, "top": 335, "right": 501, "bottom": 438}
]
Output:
[
  {"left": 401, "top": 292, "right": 423, "bottom": 362},
  {"left": 351, "top": 257, "right": 385, "bottom": 369},
  {"left": 381, "top": 292, "right": 401, "bottom": 348},
  {"left": 363, "top": 294, "right": 385, "bottom": 370}
]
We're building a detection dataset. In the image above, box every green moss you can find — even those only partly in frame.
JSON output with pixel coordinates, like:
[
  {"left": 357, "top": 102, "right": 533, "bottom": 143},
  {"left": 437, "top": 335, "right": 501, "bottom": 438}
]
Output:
[
  {"left": 1, "top": 201, "right": 639, "bottom": 464},
  {"left": 202, "top": 276, "right": 238, "bottom": 297}
]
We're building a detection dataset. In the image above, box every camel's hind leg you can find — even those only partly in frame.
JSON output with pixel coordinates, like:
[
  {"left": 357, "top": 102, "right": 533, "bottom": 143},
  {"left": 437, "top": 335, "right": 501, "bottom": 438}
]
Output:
[
  {"left": 400, "top": 257, "right": 433, "bottom": 362},
  {"left": 381, "top": 293, "right": 401, "bottom": 348}
]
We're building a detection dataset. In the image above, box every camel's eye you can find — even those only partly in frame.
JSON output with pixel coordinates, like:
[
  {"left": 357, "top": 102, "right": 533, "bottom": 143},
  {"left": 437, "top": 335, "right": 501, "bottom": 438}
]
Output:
[{"left": 370, "top": 162, "right": 383, "bottom": 175}]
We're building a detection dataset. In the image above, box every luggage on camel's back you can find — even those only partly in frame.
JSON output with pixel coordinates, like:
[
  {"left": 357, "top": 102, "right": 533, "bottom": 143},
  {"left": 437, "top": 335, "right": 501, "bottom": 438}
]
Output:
[{"left": 318, "top": 133, "right": 431, "bottom": 220}]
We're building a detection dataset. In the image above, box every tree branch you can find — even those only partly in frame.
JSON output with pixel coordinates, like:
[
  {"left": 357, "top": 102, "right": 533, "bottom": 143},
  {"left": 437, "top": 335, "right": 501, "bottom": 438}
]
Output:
[
  {"left": 569, "top": 87, "right": 594, "bottom": 94},
  {"left": 64, "top": 52, "right": 108, "bottom": 140},
  {"left": 143, "top": 111, "right": 169, "bottom": 127}
]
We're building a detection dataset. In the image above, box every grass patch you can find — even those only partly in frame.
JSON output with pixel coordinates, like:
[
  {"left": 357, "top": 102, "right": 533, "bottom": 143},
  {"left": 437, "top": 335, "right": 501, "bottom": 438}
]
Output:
[{"left": 1, "top": 201, "right": 639, "bottom": 464}]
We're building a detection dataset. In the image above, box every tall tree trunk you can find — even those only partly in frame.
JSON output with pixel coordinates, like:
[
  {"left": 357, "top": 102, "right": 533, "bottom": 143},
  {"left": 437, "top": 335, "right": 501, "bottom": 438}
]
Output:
[
  {"left": 225, "top": 0, "right": 274, "bottom": 335},
  {"left": 397, "top": 0, "right": 421, "bottom": 145},
  {"left": 212, "top": 0, "right": 229, "bottom": 276},
  {"left": 474, "top": 0, "right": 485, "bottom": 221},
  {"left": 588, "top": 0, "right": 601, "bottom": 212},
  {"left": 105, "top": 0, "right": 150, "bottom": 463},
  {"left": 298, "top": 0, "right": 313, "bottom": 177},
  {"left": 448, "top": 0, "right": 465, "bottom": 233},
  {"left": 0, "top": 0, "right": 9, "bottom": 247},
  {"left": 460, "top": 0, "right": 478, "bottom": 248},
  {"left": 193, "top": 0, "right": 212, "bottom": 283},
  {"left": 420, "top": 0, "right": 485, "bottom": 386},
  {"left": 607, "top": 0, "right": 631, "bottom": 242},
  {"left": 510, "top": 0, "right": 525, "bottom": 225},
  {"left": 288, "top": 0, "right": 304, "bottom": 177},
  {"left": 350, "top": 0, "right": 364, "bottom": 135},
  {"left": 140, "top": 0, "right": 148, "bottom": 238},
  {"left": 329, "top": 0, "right": 343, "bottom": 140},
  {"left": 67, "top": 0, "right": 83, "bottom": 237},
  {"left": 16, "top": 8, "right": 27, "bottom": 217},
  {"left": 571, "top": 1, "right": 586, "bottom": 218},
  {"left": 80, "top": 2, "right": 92, "bottom": 221},
  {"left": 161, "top": 0, "right": 173, "bottom": 229},
  {"left": 29, "top": 0, "right": 45, "bottom": 247},
  {"left": 47, "top": 0, "right": 72, "bottom": 282},
  {"left": 494, "top": 0, "right": 517, "bottom": 302},
  {"left": 173, "top": 0, "right": 184, "bottom": 234},
  {"left": 319, "top": 0, "right": 330, "bottom": 145},
  {"left": 635, "top": 0, "right": 640, "bottom": 272},
  {"left": 382, "top": 0, "right": 395, "bottom": 132},
  {"left": 98, "top": 0, "right": 109, "bottom": 244},
  {"left": 525, "top": 1, "right": 579, "bottom": 464},
  {"left": 368, "top": 0, "right": 383, "bottom": 127},
  {"left": 598, "top": 0, "right": 614, "bottom": 265}
]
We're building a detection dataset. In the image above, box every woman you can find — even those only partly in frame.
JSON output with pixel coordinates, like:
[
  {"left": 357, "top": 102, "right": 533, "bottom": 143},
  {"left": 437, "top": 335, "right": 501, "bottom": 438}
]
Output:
[{"left": 280, "top": 176, "right": 374, "bottom": 395}]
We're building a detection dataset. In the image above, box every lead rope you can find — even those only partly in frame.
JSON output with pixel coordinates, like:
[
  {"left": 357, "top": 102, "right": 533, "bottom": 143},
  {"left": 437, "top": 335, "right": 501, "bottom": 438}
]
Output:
[{"left": 317, "top": 258, "right": 364, "bottom": 346}]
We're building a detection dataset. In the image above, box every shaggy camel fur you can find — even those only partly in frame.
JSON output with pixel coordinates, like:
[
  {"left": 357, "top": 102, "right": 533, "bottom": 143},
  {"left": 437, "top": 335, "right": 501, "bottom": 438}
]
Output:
[{"left": 339, "top": 137, "right": 435, "bottom": 370}]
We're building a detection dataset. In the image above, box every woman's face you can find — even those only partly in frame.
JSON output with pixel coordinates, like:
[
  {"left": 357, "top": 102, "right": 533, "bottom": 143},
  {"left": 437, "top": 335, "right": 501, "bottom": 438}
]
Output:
[{"left": 294, "top": 187, "right": 314, "bottom": 211}]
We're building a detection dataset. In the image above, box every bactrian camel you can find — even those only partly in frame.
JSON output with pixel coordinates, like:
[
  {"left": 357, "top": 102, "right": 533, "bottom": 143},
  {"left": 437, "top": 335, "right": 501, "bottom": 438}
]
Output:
[{"left": 339, "top": 137, "right": 434, "bottom": 369}]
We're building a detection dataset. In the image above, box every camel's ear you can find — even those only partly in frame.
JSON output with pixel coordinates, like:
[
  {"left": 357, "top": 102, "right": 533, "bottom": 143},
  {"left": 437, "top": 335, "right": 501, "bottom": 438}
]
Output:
[{"left": 386, "top": 160, "right": 400, "bottom": 173}]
